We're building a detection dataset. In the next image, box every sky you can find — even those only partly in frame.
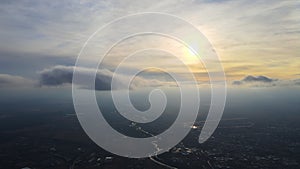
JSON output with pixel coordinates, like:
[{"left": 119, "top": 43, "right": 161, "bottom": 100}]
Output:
[{"left": 0, "top": 0, "right": 299, "bottom": 89}]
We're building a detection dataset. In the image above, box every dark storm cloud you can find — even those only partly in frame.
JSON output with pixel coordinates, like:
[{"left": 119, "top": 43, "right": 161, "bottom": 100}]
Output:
[
  {"left": 0, "top": 74, "right": 34, "bottom": 88},
  {"left": 39, "top": 66, "right": 73, "bottom": 86},
  {"left": 39, "top": 66, "right": 119, "bottom": 90},
  {"left": 39, "top": 65, "right": 165, "bottom": 90}
]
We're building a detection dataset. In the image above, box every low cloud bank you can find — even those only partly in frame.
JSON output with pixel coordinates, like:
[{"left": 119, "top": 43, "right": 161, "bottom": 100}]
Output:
[
  {"left": 39, "top": 65, "right": 166, "bottom": 90},
  {"left": 232, "top": 75, "right": 300, "bottom": 87},
  {"left": 232, "top": 75, "right": 277, "bottom": 86},
  {"left": 242, "top": 75, "right": 277, "bottom": 83},
  {"left": 1, "top": 71, "right": 299, "bottom": 89}
]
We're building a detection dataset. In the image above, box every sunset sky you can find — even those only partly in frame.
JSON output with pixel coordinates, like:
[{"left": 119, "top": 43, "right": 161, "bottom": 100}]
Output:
[{"left": 0, "top": 0, "right": 299, "bottom": 89}]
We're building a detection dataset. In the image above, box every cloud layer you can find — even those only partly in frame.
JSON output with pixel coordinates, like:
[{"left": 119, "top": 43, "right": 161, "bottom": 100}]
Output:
[
  {"left": 0, "top": 0, "right": 299, "bottom": 81},
  {"left": 0, "top": 74, "right": 34, "bottom": 88}
]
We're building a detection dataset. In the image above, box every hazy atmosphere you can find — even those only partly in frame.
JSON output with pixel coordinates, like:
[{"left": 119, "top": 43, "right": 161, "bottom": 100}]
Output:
[{"left": 0, "top": 1, "right": 299, "bottom": 169}]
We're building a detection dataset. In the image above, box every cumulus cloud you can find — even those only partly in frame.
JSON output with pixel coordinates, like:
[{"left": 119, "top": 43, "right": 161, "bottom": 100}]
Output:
[
  {"left": 39, "top": 65, "right": 167, "bottom": 90},
  {"left": 232, "top": 75, "right": 277, "bottom": 86},
  {"left": 0, "top": 74, "right": 34, "bottom": 88},
  {"left": 232, "top": 75, "right": 300, "bottom": 87},
  {"left": 242, "top": 75, "right": 277, "bottom": 83}
]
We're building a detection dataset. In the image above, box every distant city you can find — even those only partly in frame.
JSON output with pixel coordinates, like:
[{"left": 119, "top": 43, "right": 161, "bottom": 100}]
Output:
[{"left": 0, "top": 91, "right": 299, "bottom": 169}]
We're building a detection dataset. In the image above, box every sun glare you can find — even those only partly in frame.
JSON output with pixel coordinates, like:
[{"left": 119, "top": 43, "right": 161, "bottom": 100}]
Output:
[{"left": 182, "top": 43, "right": 201, "bottom": 65}]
